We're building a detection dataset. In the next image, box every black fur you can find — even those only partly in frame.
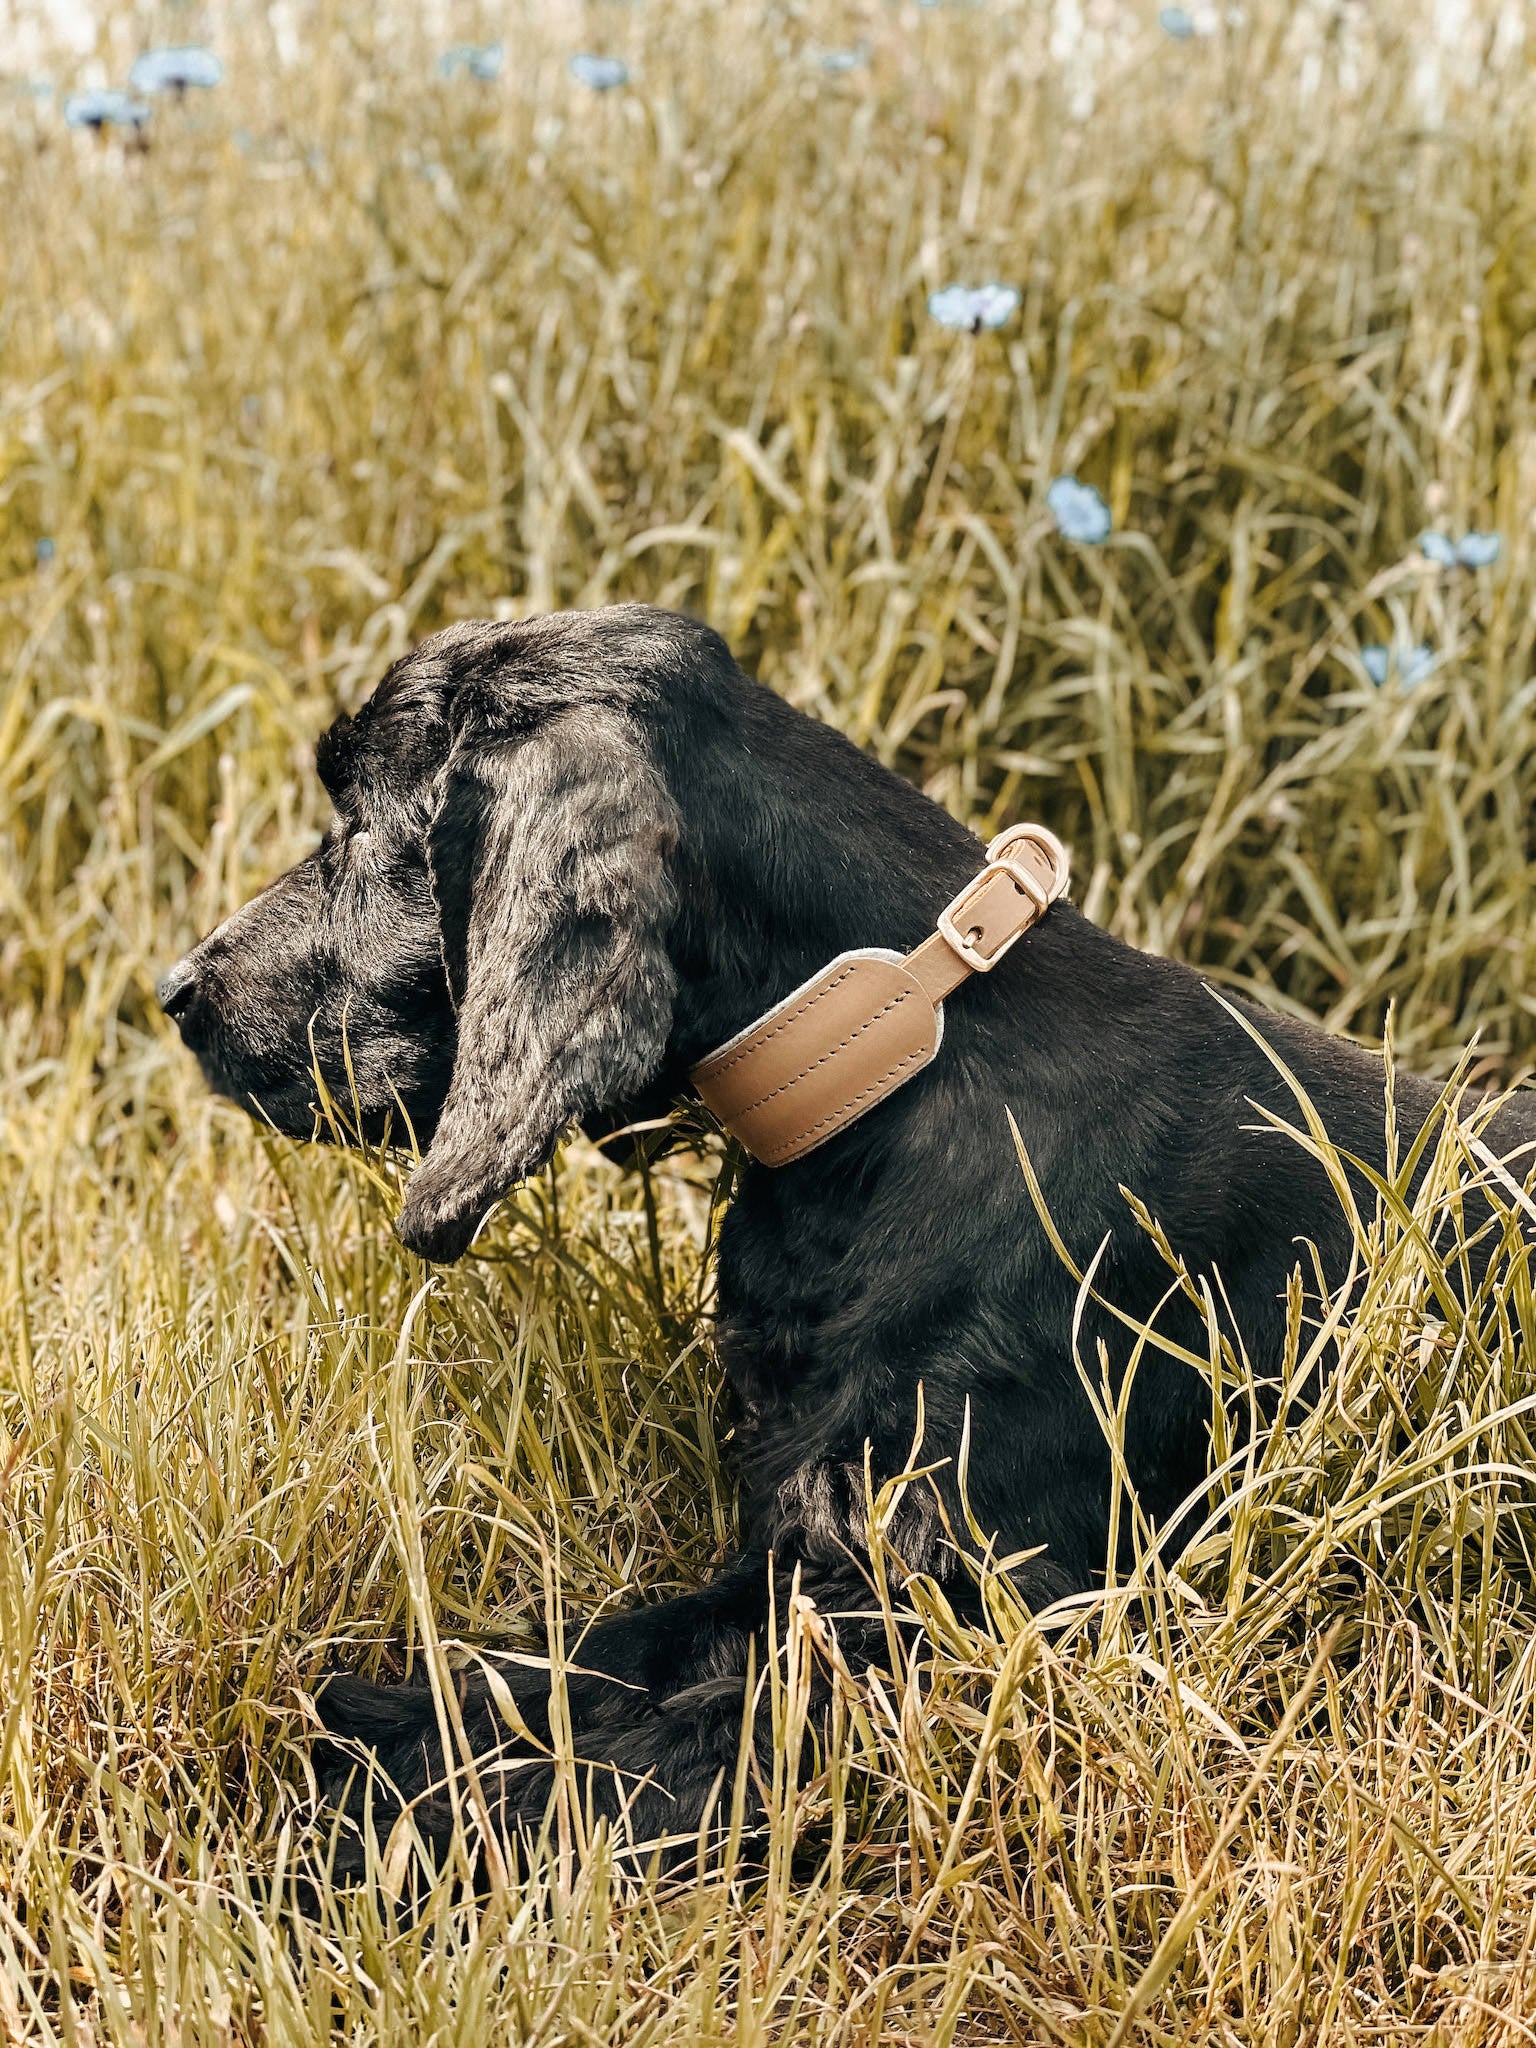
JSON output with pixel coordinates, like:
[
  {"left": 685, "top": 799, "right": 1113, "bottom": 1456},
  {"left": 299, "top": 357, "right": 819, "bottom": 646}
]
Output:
[{"left": 159, "top": 603, "right": 1534, "bottom": 1873}]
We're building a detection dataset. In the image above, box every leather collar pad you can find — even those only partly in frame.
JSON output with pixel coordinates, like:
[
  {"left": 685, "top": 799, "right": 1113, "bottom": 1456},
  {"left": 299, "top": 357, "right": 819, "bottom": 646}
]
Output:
[{"left": 691, "top": 949, "right": 941, "bottom": 1167}]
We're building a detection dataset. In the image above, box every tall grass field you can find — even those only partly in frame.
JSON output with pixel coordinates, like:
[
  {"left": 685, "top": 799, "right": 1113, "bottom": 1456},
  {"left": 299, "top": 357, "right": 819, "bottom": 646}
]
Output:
[{"left": 8, "top": 0, "right": 1536, "bottom": 2038}]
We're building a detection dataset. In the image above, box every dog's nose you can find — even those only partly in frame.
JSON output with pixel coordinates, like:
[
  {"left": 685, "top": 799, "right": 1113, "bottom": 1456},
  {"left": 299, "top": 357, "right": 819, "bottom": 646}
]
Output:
[{"left": 156, "top": 957, "right": 199, "bottom": 1023}]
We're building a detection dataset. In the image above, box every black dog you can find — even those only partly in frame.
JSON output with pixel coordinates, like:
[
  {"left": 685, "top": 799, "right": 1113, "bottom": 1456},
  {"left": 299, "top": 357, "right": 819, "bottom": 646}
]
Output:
[{"left": 158, "top": 603, "right": 1530, "bottom": 1866}]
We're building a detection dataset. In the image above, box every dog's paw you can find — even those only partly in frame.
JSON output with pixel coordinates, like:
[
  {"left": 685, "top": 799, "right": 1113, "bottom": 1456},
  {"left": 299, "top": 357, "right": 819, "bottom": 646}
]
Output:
[
  {"left": 308, "top": 1663, "right": 558, "bottom": 1887},
  {"left": 309, "top": 1669, "right": 459, "bottom": 1873},
  {"left": 315, "top": 1669, "right": 437, "bottom": 1745}
]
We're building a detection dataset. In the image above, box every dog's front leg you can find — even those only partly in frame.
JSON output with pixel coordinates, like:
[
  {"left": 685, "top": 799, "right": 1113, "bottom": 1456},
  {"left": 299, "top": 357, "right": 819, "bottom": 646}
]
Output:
[{"left": 312, "top": 1547, "right": 871, "bottom": 1875}]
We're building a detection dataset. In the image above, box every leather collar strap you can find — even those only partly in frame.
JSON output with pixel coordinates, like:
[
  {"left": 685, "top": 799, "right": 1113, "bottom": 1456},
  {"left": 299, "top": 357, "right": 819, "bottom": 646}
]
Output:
[{"left": 690, "top": 823, "right": 1070, "bottom": 1167}]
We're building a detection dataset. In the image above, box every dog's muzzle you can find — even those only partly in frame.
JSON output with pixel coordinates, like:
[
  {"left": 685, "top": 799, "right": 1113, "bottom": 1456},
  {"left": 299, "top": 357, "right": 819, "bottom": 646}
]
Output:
[{"left": 690, "top": 824, "right": 1070, "bottom": 1166}]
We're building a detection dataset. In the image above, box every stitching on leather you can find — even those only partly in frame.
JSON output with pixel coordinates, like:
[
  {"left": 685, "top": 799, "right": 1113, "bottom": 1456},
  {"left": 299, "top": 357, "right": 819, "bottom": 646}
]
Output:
[
  {"left": 761, "top": 1048, "right": 930, "bottom": 1163},
  {"left": 735, "top": 991, "right": 914, "bottom": 1118},
  {"left": 698, "top": 962, "right": 862, "bottom": 1081}
]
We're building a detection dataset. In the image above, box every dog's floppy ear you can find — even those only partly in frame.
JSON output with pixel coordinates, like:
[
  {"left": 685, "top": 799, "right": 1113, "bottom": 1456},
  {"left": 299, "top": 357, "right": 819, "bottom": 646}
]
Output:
[{"left": 396, "top": 703, "right": 681, "bottom": 1263}]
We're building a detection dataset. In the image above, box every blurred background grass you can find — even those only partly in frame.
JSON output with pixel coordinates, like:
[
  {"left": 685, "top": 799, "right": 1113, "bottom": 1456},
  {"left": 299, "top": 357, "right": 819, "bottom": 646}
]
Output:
[{"left": 7, "top": 0, "right": 1536, "bottom": 2040}]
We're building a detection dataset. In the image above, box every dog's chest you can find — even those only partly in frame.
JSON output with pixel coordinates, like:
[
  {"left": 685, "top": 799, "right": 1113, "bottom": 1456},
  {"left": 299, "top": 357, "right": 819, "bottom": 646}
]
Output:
[{"left": 712, "top": 1176, "right": 862, "bottom": 1426}]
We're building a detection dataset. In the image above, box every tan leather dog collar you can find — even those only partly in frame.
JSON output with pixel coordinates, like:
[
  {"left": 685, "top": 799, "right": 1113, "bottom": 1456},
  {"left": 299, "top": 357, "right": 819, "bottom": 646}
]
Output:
[{"left": 690, "top": 824, "right": 1070, "bottom": 1167}]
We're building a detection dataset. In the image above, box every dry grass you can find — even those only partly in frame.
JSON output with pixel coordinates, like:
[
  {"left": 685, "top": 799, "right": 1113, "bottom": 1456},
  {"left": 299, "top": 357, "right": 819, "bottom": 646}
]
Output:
[{"left": 7, "top": 0, "right": 1536, "bottom": 2038}]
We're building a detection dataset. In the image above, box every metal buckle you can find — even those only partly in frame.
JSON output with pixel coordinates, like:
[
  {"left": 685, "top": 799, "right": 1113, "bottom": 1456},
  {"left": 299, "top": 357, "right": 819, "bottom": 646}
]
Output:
[
  {"left": 985, "top": 823, "right": 1071, "bottom": 903},
  {"left": 935, "top": 824, "right": 1070, "bottom": 973}
]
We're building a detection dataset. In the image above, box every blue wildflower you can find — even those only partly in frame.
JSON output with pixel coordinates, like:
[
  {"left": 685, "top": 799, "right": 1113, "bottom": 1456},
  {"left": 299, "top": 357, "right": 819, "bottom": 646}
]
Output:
[
  {"left": 129, "top": 46, "right": 223, "bottom": 93},
  {"left": 927, "top": 283, "right": 1019, "bottom": 333},
  {"left": 818, "top": 45, "right": 869, "bottom": 74},
  {"left": 1160, "top": 3, "right": 1219, "bottom": 31},
  {"left": 63, "top": 89, "right": 151, "bottom": 130},
  {"left": 468, "top": 44, "right": 502, "bottom": 80},
  {"left": 36, "top": 536, "right": 56, "bottom": 563},
  {"left": 1047, "top": 476, "right": 1114, "bottom": 545},
  {"left": 438, "top": 43, "right": 502, "bottom": 81},
  {"left": 1361, "top": 642, "right": 1436, "bottom": 689},
  {"left": 1457, "top": 530, "right": 1501, "bottom": 568},
  {"left": 1420, "top": 528, "right": 1503, "bottom": 570},
  {"left": 568, "top": 53, "right": 630, "bottom": 90}
]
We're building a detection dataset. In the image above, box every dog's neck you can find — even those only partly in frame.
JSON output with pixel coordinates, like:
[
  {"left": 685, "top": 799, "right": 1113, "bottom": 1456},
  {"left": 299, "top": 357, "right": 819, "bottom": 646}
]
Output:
[{"left": 662, "top": 692, "right": 1060, "bottom": 1080}]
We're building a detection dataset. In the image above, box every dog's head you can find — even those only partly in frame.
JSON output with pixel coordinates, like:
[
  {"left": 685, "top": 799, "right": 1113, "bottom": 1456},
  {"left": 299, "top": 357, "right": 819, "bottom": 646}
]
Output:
[{"left": 159, "top": 606, "right": 704, "bottom": 1262}]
